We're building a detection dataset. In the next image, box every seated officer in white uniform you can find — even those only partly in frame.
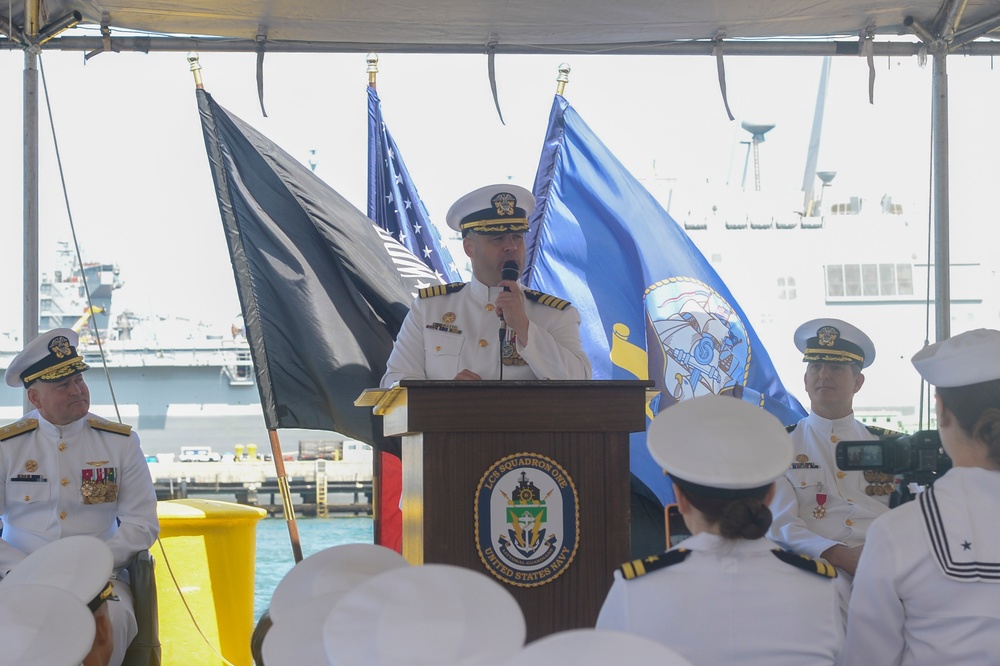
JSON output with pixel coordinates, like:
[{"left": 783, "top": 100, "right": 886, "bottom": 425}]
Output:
[
  {"left": 381, "top": 184, "right": 591, "bottom": 386},
  {"left": 767, "top": 318, "right": 898, "bottom": 623},
  {"left": 597, "top": 395, "right": 842, "bottom": 665},
  {"left": 843, "top": 329, "right": 1000, "bottom": 665},
  {"left": 1, "top": 329, "right": 159, "bottom": 666}
]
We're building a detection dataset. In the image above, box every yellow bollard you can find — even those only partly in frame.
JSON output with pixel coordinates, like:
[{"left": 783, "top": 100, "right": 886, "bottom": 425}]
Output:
[
  {"left": 153, "top": 499, "right": 267, "bottom": 665},
  {"left": 247, "top": 443, "right": 258, "bottom": 461},
  {"left": 234, "top": 444, "right": 244, "bottom": 461}
]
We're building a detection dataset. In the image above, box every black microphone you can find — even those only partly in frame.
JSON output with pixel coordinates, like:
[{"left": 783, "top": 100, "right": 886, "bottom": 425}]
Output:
[
  {"left": 498, "top": 261, "right": 520, "bottom": 352},
  {"left": 501, "top": 260, "right": 520, "bottom": 289}
]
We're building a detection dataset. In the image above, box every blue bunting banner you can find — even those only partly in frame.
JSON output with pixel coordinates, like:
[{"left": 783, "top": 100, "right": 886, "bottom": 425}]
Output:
[{"left": 526, "top": 95, "right": 806, "bottom": 506}]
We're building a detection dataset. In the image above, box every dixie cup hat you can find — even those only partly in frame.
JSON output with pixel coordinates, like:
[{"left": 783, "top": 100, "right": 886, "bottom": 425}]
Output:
[{"left": 911, "top": 328, "right": 1000, "bottom": 387}]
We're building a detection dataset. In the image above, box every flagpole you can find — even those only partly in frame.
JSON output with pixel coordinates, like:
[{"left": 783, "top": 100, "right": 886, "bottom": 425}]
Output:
[
  {"left": 268, "top": 430, "right": 304, "bottom": 562},
  {"left": 555, "top": 62, "right": 571, "bottom": 96},
  {"left": 367, "top": 52, "right": 378, "bottom": 90},
  {"left": 188, "top": 52, "right": 304, "bottom": 564}
]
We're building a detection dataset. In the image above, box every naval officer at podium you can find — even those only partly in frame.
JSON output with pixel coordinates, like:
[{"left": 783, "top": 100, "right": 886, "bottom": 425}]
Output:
[{"left": 381, "top": 184, "right": 591, "bottom": 386}]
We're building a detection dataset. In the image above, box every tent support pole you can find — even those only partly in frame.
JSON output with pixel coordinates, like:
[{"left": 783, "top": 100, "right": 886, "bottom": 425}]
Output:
[
  {"left": 22, "top": 47, "right": 39, "bottom": 413},
  {"left": 931, "top": 49, "right": 950, "bottom": 342}
]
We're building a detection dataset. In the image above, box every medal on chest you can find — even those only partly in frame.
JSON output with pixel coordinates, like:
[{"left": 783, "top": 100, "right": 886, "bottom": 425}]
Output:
[
  {"left": 863, "top": 470, "right": 894, "bottom": 496},
  {"left": 812, "top": 482, "right": 827, "bottom": 519},
  {"left": 80, "top": 464, "right": 119, "bottom": 504},
  {"left": 500, "top": 328, "right": 527, "bottom": 366}
]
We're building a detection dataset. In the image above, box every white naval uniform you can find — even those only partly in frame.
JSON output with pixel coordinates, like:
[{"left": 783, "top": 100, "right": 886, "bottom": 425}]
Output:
[
  {"left": 767, "top": 412, "right": 892, "bottom": 624},
  {"left": 0, "top": 410, "right": 160, "bottom": 666},
  {"left": 768, "top": 412, "right": 892, "bottom": 556},
  {"left": 380, "top": 278, "right": 591, "bottom": 386},
  {"left": 842, "top": 467, "right": 1000, "bottom": 666},
  {"left": 596, "top": 533, "right": 842, "bottom": 665}
]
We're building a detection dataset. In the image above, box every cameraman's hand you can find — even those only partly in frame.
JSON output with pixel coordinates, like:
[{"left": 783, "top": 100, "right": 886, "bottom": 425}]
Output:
[{"left": 821, "top": 544, "right": 863, "bottom": 576}]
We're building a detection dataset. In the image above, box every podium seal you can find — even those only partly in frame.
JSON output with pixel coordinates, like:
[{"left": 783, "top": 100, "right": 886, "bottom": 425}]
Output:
[{"left": 475, "top": 452, "right": 580, "bottom": 587}]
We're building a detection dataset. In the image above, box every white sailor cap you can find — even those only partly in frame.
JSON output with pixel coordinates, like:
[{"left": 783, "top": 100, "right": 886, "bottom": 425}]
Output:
[
  {"left": 4, "top": 328, "right": 90, "bottom": 388},
  {"left": 911, "top": 328, "right": 1000, "bottom": 388},
  {"left": 322, "top": 563, "right": 526, "bottom": 666},
  {"left": 445, "top": 184, "right": 534, "bottom": 236},
  {"left": 268, "top": 543, "right": 409, "bottom": 625},
  {"left": 794, "top": 317, "right": 875, "bottom": 369},
  {"left": 500, "top": 628, "right": 693, "bottom": 665},
  {"left": 648, "top": 395, "right": 793, "bottom": 497},
  {"left": 1, "top": 535, "right": 115, "bottom": 613},
  {"left": 262, "top": 544, "right": 410, "bottom": 664},
  {"left": 0, "top": 584, "right": 96, "bottom": 666}
]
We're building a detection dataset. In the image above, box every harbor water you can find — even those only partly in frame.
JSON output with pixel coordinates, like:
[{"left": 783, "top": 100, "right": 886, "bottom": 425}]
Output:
[{"left": 253, "top": 515, "right": 374, "bottom": 621}]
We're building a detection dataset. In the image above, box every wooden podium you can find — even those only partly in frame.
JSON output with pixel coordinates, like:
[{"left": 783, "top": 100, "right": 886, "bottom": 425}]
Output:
[{"left": 375, "top": 380, "right": 650, "bottom": 642}]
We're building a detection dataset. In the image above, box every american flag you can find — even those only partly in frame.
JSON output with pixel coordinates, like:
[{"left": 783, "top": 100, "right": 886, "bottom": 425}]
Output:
[{"left": 367, "top": 86, "right": 462, "bottom": 284}]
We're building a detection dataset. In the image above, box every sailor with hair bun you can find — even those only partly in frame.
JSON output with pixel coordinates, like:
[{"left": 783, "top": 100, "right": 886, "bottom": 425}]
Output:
[
  {"left": 1, "top": 328, "right": 159, "bottom": 666},
  {"left": 596, "top": 394, "right": 842, "bottom": 665},
  {"left": 843, "top": 328, "right": 1000, "bottom": 665},
  {"left": 380, "top": 184, "right": 591, "bottom": 386}
]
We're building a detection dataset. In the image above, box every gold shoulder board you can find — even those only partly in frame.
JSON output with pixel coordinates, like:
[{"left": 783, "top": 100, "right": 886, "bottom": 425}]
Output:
[
  {"left": 87, "top": 417, "right": 133, "bottom": 436},
  {"left": 618, "top": 548, "right": 691, "bottom": 580},
  {"left": 523, "top": 289, "right": 571, "bottom": 310},
  {"left": 0, "top": 418, "right": 39, "bottom": 442},
  {"left": 772, "top": 549, "right": 837, "bottom": 578},
  {"left": 865, "top": 425, "right": 904, "bottom": 439},
  {"left": 418, "top": 282, "right": 466, "bottom": 299}
]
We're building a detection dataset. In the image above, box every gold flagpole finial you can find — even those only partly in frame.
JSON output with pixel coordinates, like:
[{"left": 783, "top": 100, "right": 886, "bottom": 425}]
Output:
[
  {"left": 367, "top": 52, "right": 379, "bottom": 89},
  {"left": 187, "top": 52, "right": 203, "bottom": 89},
  {"left": 556, "top": 63, "right": 571, "bottom": 97}
]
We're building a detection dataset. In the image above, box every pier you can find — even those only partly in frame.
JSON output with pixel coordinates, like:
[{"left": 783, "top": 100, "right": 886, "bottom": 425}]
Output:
[{"left": 148, "top": 460, "right": 373, "bottom": 517}]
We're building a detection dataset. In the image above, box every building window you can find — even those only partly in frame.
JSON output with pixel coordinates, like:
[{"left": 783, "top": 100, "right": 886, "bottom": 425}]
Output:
[
  {"left": 825, "top": 263, "right": 915, "bottom": 300},
  {"left": 777, "top": 276, "right": 797, "bottom": 300}
]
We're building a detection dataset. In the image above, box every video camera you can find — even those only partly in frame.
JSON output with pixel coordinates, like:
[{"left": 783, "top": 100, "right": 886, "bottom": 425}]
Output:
[{"left": 835, "top": 430, "right": 951, "bottom": 504}]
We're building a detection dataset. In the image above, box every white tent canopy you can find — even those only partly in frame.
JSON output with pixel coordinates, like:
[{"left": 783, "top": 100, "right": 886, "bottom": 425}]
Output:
[{"left": 2, "top": 0, "right": 1000, "bottom": 53}]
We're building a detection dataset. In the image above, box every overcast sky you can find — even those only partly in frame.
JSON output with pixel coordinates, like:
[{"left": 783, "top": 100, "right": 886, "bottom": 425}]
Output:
[{"left": 2, "top": 44, "right": 999, "bottom": 340}]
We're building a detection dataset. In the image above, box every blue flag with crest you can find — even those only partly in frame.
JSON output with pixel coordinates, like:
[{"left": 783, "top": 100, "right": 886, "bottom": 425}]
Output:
[
  {"left": 368, "top": 86, "right": 462, "bottom": 283},
  {"left": 525, "top": 95, "right": 806, "bottom": 508}
]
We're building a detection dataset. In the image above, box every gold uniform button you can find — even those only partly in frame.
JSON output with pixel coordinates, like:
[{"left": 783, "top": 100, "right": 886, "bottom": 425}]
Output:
[
  {"left": 485, "top": 303, "right": 495, "bottom": 312},
  {"left": 830, "top": 435, "right": 840, "bottom": 443},
  {"left": 24, "top": 495, "right": 30, "bottom": 501},
  {"left": 800, "top": 481, "right": 807, "bottom": 487},
  {"left": 59, "top": 512, "right": 67, "bottom": 520},
  {"left": 847, "top": 498, "right": 854, "bottom": 503},
  {"left": 61, "top": 478, "right": 69, "bottom": 486},
  {"left": 836, "top": 471, "right": 845, "bottom": 478},
  {"left": 479, "top": 339, "right": 488, "bottom": 347},
  {"left": 845, "top": 519, "right": 854, "bottom": 526},
  {"left": 58, "top": 443, "right": 67, "bottom": 451},
  {"left": 434, "top": 345, "right": 441, "bottom": 352}
]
